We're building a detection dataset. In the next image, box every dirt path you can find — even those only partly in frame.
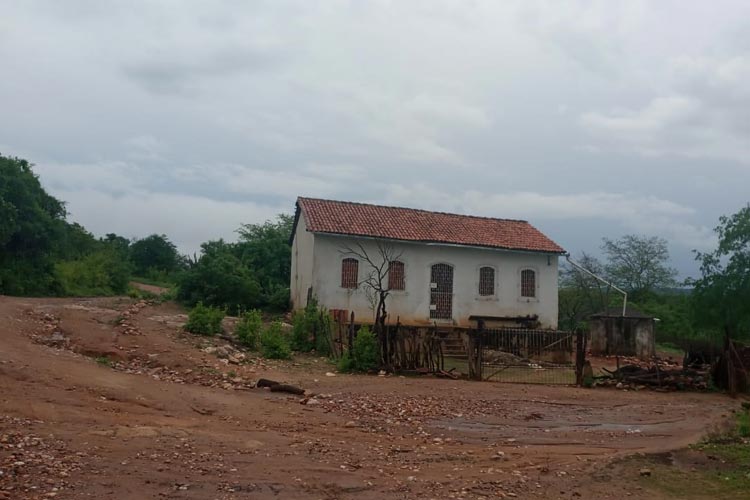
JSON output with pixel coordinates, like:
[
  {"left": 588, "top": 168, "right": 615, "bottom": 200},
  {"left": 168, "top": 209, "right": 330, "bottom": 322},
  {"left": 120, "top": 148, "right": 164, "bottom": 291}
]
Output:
[
  {"left": 128, "top": 281, "right": 169, "bottom": 295},
  {"left": 0, "top": 296, "right": 739, "bottom": 499}
]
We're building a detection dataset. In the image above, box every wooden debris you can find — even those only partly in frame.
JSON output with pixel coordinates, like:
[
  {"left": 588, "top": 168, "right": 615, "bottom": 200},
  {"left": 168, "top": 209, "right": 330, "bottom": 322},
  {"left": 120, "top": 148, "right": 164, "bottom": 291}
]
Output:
[{"left": 255, "top": 378, "right": 305, "bottom": 395}]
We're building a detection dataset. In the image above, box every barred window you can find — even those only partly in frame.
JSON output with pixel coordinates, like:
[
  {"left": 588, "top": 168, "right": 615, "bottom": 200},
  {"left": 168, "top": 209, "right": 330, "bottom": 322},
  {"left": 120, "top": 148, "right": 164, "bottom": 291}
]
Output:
[
  {"left": 478, "top": 266, "right": 495, "bottom": 296},
  {"left": 521, "top": 269, "right": 536, "bottom": 298},
  {"left": 341, "top": 258, "right": 358, "bottom": 289},
  {"left": 388, "top": 260, "right": 405, "bottom": 290}
]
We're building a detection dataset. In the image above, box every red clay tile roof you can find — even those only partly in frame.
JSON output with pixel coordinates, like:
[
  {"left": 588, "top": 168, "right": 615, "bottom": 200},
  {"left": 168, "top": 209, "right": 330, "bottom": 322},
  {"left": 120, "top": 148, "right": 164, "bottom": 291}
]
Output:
[{"left": 296, "top": 197, "right": 565, "bottom": 254}]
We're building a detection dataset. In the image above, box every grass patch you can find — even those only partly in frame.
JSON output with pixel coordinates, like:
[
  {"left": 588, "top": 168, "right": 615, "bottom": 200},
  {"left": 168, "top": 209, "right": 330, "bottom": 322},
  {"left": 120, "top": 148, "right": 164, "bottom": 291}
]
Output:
[
  {"left": 95, "top": 356, "right": 112, "bottom": 367},
  {"left": 636, "top": 405, "right": 750, "bottom": 499},
  {"left": 637, "top": 453, "right": 750, "bottom": 499}
]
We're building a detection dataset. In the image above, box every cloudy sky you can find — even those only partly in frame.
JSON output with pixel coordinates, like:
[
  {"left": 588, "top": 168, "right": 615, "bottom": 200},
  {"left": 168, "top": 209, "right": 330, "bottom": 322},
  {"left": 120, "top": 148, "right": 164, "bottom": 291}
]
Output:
[{"left": 2, "top": 1, "right": 748, "bottom": 277}]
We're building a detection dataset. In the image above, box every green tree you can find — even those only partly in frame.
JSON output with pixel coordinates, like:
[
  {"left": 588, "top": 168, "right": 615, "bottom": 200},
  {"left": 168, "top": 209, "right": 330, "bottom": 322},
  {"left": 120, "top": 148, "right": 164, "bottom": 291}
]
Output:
[
  {"left": 130, "top": 234, "right": 180, "bottom": 276},
  {"left": 0, "top": 155, "right": 68, "bottom": 294},
  {"left": 177, "top": 215, "right": 292, "bottom": 312},
  {"left": 692, "top": 205, "right": 750, "bottom": 341},
  {"left": 177, "top": 240, "right": 262, "bottom": 314},
  {"left": 558, "top": 252, "right": 613, "bottom": 330},
  {"left": 236, "top": 214, "right": 293, "bottom": 308},
  {"left": 602, "top": 235, "right": 677, "bottom": 300},
  {"left": 102, "top": 233, "right": 131, "bottom": 256}
]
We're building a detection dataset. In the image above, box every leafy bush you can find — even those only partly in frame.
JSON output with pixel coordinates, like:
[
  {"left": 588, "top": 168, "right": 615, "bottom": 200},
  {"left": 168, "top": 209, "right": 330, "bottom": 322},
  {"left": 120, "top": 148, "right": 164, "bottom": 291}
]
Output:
[
  {"left": 236, "top": 309, "right": 263, "bottom": 349},
  {"left": 55, "top": 249, "right": 131, "bottom": 296},
  {"left": 337, "top": 352, "right": 354, "bottom": 372},
  {"left": 738, "top": 409, "right": 750, "bottom": 438},
  {"left": 291, "top": 300, "right": 333, "bottom": 354},
  {"left": 177, "top": 241, "right": 262, "bottom": 314},
  {"left": 176, "top": 216, "right": 292, "bottom": 313},
  {"left": 339, "top": 325, "right": 379, "bottom": 372},
  {"left": 184, "top": 302, "right": 225, "bottom": 336},
  {"left": 266, "top": 284, "right": 291, "bottom": 311},
  {"left": 260, "top": 321, "right": 291, "bottom": 359}
]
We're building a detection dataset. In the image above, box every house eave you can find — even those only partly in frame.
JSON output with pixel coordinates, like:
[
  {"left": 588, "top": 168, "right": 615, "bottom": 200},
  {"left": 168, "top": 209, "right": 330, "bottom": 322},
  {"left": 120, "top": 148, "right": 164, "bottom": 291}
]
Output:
[{"left": 311, "top": 230, "right": 566, "bottom": 256}]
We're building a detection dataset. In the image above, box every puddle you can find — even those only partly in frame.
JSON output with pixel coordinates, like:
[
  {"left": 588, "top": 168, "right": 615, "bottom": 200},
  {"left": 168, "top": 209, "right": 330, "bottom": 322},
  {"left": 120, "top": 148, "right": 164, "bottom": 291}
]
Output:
[{"left": 433, "top": 418, "right": 681, "bottom": 435}]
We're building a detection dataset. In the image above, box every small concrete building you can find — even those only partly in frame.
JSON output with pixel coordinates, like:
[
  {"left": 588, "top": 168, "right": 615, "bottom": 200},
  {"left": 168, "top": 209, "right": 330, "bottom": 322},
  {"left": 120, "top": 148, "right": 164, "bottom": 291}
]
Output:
[
  {"left": 589, "top": 307, "right": 656, "bottom": 360},
  {"left": 289, "top": 197, "right": 565, "bottom": 329}
]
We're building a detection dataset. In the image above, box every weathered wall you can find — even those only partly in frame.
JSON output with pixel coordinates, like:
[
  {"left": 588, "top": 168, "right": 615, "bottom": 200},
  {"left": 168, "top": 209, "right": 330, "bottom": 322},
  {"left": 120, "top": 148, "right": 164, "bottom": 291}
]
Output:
[
  {"left": 634, "top": 319, "right": 655, "bottom": 359},
  {"left": 589, "top": 317, "right": 655, "bottom": 360},
  {"left": 303, "top": 234, "right": 559, "bottom": 329},
  {"left": 289, "top": 213, "right": 315, "bottom": 310}
]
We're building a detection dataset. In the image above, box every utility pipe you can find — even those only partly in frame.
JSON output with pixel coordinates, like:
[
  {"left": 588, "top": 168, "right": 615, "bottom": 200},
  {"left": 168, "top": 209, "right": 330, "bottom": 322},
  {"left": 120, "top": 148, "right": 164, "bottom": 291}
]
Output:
[{"left": 565, "top": 254, "right": 628, "bottom": 317}]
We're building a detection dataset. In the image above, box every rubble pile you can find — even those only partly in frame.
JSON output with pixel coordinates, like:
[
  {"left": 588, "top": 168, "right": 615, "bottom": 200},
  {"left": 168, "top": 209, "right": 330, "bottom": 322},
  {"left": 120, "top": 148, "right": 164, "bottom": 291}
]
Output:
[
  {"left": 109, "top": 356, "right": 256, "bottom": 391},
  {"left": 319, "top": 393, "right": 512, "bottom": 436},
  {"left": 26, "top": 312, "right": 70, "bottom": 350},
  {"left": 599, "top": 355, "right": 682, "bottom": 370},
  {"left": 115, "top": 299, "right": 151, "bottom": 336},
  {"left": 598, "top": 363, "right": 709, "bottom": 391},
  {"left": 0, "top": 416, "right": 89, "bottom": 499}
]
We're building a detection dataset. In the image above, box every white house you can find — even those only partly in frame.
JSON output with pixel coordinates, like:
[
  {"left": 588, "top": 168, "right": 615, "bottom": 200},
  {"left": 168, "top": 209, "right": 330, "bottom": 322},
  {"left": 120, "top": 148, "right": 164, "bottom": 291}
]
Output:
[{"left": 290, "top": 197, "right": 565, "bottom": 329}]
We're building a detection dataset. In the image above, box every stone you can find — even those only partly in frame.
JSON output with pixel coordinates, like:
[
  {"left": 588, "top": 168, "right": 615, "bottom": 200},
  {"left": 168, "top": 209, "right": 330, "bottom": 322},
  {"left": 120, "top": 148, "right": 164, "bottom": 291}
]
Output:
[{"left": 639, "top": 468, "right": 651, "bottom": 477}]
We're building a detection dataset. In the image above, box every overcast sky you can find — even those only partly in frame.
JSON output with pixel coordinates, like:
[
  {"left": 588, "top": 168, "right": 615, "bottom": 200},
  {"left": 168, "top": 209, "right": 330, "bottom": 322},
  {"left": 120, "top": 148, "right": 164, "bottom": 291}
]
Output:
[{"left": 2, "top": 1, "right": 749, "bottom": 278}]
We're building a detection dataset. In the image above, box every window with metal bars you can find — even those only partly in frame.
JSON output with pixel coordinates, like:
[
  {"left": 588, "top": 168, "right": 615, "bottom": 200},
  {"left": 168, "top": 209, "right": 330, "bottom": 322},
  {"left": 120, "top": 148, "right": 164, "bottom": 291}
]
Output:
[
  {"left": 430, "top": 263, "right": 453, "bottom": 319},
  {"left": 341, "top": 258, "right": 358, "bottom": 289},
  {"left": 388, "top": 260, "right": 405, "bottom": 290},
  {"left": 478, "top": 266, "right": 495, "bottom": 296},
  {"left": 520, "top": 268, "right": 536, "bottom": 298}
]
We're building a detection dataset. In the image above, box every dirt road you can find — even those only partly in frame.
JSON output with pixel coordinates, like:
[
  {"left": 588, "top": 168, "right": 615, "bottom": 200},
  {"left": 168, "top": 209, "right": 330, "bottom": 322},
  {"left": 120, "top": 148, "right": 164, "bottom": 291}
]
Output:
[{"left": 0, "top": 296, "right": 738, "bottom": 499}]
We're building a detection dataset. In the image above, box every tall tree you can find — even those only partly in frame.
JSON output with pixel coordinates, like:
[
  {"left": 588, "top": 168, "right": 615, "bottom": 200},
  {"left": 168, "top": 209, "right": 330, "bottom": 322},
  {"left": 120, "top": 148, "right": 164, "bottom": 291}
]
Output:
[
  {"left": 601, "top": 235, "right": 677, "bottom": 298},
  {"left": 340, "top": 240, "right": 402, "bottom": 368},
  {"left": 0, "top": 155, "right": 68, "bottom": 294},
  {"left": 558, "top": 252, "right": 611, "bottom": 329},
  {"left": 692, "top": 205, "right": 750, "bottom": 340},
  {"left": 130, "top": 234, "right": 180, "bottom": 276},
  {"left": 236, "top": 214, "right": 293, "bottom": 308}
]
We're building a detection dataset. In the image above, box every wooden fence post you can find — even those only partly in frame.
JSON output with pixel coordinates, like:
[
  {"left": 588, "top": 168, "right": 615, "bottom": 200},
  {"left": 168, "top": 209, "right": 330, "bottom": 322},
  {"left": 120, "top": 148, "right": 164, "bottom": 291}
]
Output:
[
  {"left": 348, "top": 311, "right": 355, "bottom": 354},
  {"left": 575, "top": 328, "right": 584, "bottom": 386}
]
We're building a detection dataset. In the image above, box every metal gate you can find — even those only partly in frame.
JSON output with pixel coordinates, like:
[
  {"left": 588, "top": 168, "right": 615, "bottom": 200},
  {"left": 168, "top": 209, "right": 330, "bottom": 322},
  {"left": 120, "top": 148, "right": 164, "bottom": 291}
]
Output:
[
  {"left": 476, "top": 328, "right": 576, "bottom": 384},
  {"left": 429, "top": 264, "right": 453, "bottom": 320}
]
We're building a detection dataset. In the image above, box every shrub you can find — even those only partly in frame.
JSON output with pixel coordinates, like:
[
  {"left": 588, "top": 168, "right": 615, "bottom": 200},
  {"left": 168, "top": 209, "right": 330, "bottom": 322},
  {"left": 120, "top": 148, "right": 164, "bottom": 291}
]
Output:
[
  {"left": 235, "top": 309, "right": 263, "bottom": 349},
  {"left": 184, "top": 302, "right": 225, "bottom": 336},
  {"left": 291, "top": 310, "right": 314, "bottom": 352},
  {"left": 176, "top": 242, "right": 262, "bottom": 314},
  {"left": 291, "top": 300, "right": 333, "bottom": 354},
  {"left": 266, "top": 284, "right": 290, "bottom": 311},
  {"left": 738, "top": 409, "right": 750, "bottom": 438},
  {"left": 337, "top": 352, "right": 354, "bottom": 372},
  {"left": 55, "top": 249, "right": 131, "bottom": 296},
  {"left": 260, "top": 321, "right": 291, "bottom": 359},
  {"left": 339, "top": 325, "right": 379, "bottom": 372}
]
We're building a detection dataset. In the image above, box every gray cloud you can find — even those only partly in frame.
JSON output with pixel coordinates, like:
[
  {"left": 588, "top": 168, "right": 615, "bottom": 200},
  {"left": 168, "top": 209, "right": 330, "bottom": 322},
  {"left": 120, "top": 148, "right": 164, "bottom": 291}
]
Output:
[
  {"left": 123, "top": 45, "right": 288, "bottom": 95},
  {"left": 2, "top": 0, "right": 749, "bottom": 279}
]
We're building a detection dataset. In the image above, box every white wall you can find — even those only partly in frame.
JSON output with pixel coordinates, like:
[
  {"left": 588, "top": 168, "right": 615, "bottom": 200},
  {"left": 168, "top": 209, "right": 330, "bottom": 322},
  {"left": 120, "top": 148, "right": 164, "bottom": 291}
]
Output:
[
  {"left": 289, "top": 213, "right": 315, "bottom": 309},
  {"left": 305, "top": 234, "right": 559, "bottom": 329}
]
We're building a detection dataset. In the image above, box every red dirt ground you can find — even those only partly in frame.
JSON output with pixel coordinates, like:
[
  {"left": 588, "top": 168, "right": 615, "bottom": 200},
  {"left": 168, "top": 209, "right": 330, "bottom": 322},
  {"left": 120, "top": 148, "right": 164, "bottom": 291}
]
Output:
[{"left": 0, "top": 295, "right": 741, "bottom": 499}]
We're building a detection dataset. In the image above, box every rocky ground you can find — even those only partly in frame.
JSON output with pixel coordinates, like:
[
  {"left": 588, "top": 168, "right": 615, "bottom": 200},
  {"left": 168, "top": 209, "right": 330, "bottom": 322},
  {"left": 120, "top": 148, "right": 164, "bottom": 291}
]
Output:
[{"left": 0, "top": 295, "right": 745, "bottom": 499}]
